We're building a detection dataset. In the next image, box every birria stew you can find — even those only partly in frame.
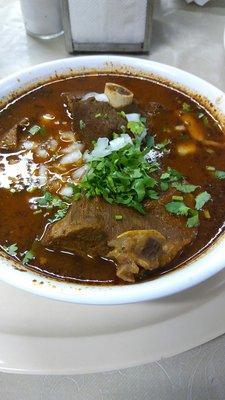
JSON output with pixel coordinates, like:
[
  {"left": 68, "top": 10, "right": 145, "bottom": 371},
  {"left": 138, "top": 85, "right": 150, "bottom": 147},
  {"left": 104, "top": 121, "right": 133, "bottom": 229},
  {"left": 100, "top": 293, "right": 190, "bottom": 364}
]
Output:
[{"left": 0, "top": 74, "right": 225, "bottom": 284}]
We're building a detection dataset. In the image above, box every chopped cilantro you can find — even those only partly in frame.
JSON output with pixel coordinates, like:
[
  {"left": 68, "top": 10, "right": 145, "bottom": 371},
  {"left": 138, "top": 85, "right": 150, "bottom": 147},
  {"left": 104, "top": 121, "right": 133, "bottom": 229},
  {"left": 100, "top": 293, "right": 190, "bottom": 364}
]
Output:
[
  {"left": 160, "top": 167, "right": 183, "bottom": 183},
  {"left": 206, "top": 166, "right": 225, "bottom": 179},
  {"left": 115, "top": 214, "right": 123, "bottom": 221},
  {"left": 202, "top": 116, "right": 209, "bottom": 126},
  {"left": 172, "top": 182, "right": 198, "bottom": 193},
  {"left": 49, "top": 208, "right": 68, "bottom": 222},
  {"left": 155, "top": 139, "right": 171, "bottom": 150},
  {"left": 172, "top": 195, "right": 184, "bottom": 201},
  {"left": 182, "top": 102, "right": 191, "bottom": 113},
  {"left": 187, "top": 210, "right": 199, "bottom": 228},
  {"left": 79, "top": 120, "right": 86, "bottom": 129},
  {"left": 78, "top": 141, "right": 158, "bottom": 213},
  {"left": 117, "top": 111, "right": 126, "bottom": 118},
  {"left": 145, "top": 135, "right": 155, "bottom": 149},
  {"left": 4, "top": 243, "right": 18, "bottom": 256},
  {"left": 165, "top": 201, "right": 190, "bottom": 216},
  {"left": 214, "top": 170, "right": 225, "bottom": 180},
  {"left": 195, "top": 191, "right": 211, "bottom": 211},
  {"left": 22, "top": 250, "right": 35, "bottom": 265},
  {"left": 127, "top": 121, "right": 145, "bottom": 136},
  {"left": 29, "top": 125, "right": 46, "bottom": 136},
  {"left": 160, "top": 181, "right": 169, "bottom": 192}
]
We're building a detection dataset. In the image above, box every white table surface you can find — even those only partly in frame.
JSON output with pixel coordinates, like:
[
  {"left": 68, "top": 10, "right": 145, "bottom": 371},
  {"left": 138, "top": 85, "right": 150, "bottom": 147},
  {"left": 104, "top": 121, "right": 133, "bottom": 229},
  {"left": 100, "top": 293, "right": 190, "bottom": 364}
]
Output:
[{"left": 1, "top": 0, "right": 225, "bottom": 398}]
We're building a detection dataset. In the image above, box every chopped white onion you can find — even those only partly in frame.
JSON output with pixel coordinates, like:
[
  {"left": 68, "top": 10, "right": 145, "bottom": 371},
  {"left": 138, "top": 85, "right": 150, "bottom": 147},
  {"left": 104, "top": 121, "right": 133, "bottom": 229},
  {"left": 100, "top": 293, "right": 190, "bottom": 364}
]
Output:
[
  {"left": 42, "top": 113, "right": 55, "bottom": 120},
  {"left": 61, "top": 142, "right": 84, "bottom": 154},
  {"left": 59, "top": 185, "right": 73, "bottom": 197},
  {"left": 125, "top": 113, "right": 141, "bottom": 122},
  {"left": 72, "top": 165, "right": 89, "bottom": 180},
  {"left": 109, "top": 134, "right": 133, "bottom": 151},
  {"left": 84, "top": 134, "right": 133, "bottom": 161},
  {"left": 82, "top": 92, "right": 109, "bottom": 102},
  {"left": 60, "top": 131, "right": 75, "bottom": 142},
  {"left": 175, "top": 125, "right": 186, "bottom": 132},
  {"left": 36, "top": 147, "right": 49, "bottom": 159},
  {"left": 47, "top": 138, "right": 58, "bottom": 152},
  {"left": 60, "top": 150, "right": 82, "bottom": 165},
  {"left": 38, "top": 164, "right": 47, "bottom": 186},
  {"left": 22, "top": 140, "right": 36, "bottom": 150}
]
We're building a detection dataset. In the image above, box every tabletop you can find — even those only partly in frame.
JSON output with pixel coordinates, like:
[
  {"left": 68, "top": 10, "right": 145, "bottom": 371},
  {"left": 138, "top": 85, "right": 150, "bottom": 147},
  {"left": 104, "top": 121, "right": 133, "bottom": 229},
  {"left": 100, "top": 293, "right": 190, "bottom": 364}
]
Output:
[{"left": 1, "top": 0, "right": 225, "bottom": 398}]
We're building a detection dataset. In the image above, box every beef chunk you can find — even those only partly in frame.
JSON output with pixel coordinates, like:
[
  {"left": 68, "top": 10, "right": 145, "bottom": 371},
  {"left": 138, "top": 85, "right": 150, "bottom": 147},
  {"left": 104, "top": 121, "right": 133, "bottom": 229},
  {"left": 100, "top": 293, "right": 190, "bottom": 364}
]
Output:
[
  {"left": 65, "top": 96, "right": 126, "bottom": 147},
  {"left": 42, "top": 196, "right": 196, "bottom": 283},
  {"left": 0, "top": 118, "right": 29, "bottom": 151},
  {"left": 0, "top": 126, "right": 18, "bottom": 150}
]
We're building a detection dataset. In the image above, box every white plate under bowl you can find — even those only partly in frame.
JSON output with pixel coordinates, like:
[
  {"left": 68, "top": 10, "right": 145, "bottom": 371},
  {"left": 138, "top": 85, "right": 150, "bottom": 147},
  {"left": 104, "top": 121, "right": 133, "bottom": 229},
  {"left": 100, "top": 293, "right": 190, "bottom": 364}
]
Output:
[{"left": 0, "top": 265, "right": 225, "bottom": 375}]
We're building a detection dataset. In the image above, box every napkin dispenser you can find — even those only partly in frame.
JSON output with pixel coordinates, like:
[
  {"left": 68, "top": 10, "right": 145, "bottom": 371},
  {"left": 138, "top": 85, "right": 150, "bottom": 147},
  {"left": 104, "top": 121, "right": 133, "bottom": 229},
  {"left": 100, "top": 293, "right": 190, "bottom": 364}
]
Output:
[{"left": 61, "top": 0, "right": 153, "bottom": 53}]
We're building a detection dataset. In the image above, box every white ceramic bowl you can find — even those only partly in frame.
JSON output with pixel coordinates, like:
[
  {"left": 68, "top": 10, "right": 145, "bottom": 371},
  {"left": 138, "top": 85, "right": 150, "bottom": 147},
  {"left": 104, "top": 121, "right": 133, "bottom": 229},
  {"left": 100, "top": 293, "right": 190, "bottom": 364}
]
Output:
[{"left": 1, "top": 55, "right": 225, "bottom": 305}]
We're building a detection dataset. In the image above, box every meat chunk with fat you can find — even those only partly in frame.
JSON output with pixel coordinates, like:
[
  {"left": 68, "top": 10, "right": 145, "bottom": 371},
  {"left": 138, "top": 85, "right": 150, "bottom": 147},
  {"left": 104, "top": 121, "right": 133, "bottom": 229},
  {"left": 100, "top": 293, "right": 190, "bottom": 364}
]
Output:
[
  {"left": 0, "top": 118, "right": 29, "bottom": 151},
  {"left": 42, "top": 196, "right": 197, "bottom": 283},
  {"left": 65, "top": 96, "right": 126, "bottom": 147},
  {"left": 0, "top": 126, "right": 18, "bottom": 150}
]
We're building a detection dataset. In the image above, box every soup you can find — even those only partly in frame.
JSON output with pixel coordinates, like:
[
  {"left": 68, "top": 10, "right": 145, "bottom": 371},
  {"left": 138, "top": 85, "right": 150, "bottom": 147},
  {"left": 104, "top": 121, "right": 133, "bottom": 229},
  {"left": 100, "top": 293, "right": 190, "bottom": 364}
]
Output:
[{"left": 0, "top": 74, "right": 225, "bottom": 284}]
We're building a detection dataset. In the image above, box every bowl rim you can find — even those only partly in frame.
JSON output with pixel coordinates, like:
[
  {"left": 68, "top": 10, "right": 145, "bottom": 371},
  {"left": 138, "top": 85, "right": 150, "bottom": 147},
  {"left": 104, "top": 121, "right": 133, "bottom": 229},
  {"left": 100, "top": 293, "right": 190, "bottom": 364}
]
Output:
[{"left": 1, "top": 54, "right": 225, "bottom": 305}]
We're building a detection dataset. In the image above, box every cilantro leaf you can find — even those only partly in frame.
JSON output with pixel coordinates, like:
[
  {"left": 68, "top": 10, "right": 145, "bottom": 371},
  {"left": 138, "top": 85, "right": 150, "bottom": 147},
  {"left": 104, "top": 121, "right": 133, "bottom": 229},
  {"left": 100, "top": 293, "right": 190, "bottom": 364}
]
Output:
[
  {"left": 28, "top": 125, "right": 46, "bottom": 136},
  {"left": 79, "top": 120, "right": 86, "bottom": 130},
  {"left": 78, "top": 141, "right": 158, "bottom": 213},
  {"left": 155, "top": 139, "right": 171, "bottom": 150},
  {"left": 172, "top": 182, "right": 198, "bottom": 193},
  {"left": 195, "top": 191, "right": 211, "bottom": 211},
  {"left": 165, "top": 201, "right": 190, "bottom": 216},
  {"left": 22, "top": 250, "right": 35, "bottom": 265},
  {"left": 127, "top": 121, "right": 145, "bottom": 136},
  {"left": 187, "top": 210, "right": 199, "bottom": 228},
  {"left": 214, "top": 170, "right": 225, "bottom": 180},
  {"left": 4, "top": 243, "right": 18, "bottom": 256},
  {"left": 182, "top": 102, "right": 191, "bottom": 113}
]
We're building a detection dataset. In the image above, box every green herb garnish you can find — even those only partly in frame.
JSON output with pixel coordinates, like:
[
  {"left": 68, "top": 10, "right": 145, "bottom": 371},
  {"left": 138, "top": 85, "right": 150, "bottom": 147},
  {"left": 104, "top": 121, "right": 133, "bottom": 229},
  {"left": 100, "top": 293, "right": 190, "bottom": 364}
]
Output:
[
  {"left": 118, "top": 111, "right": 126, "bottom": 118},
  {"left": 22, "top": 250, "right": 35, "bottom": 265},
  {"left": 187, "top": 210, "right": 199, "bottom": 228},
  {"left": 155, "top": 139, "right": 171, "bottom": 150},
  {"left": 172, "top": 182, "right": 198, "bottom": 193},
  {"left": 78, "top": 141, "right": 158, "bottom": 213},
  {"left": 206, "top": 166, "right": 225, "bottom": 179},
  {"left": 115, "top": 214, "right": 123, "bottom": 221},
  {"left": 182, "top": 102, "right": 191, "bottom": 113},
  {"left": 127, "top": 121, "right": 145, "bottom": 136},
  {"left": 214, "top": 170, "right": 225, "bottom": 179},
  {"left": 29, "top": 125, "right": 46, "bottom": 136},
  {"left": 195, "top": 191, "right": 211, "bottom": 211},
  {"left": 4, "top": 243, "right": 18, "bottom": 256},
  {"left": 165, "top": 201, "right": 190, "bottom": 216},
  {"left": 79, "top": 120, "right": 86, "bottom": 130}
]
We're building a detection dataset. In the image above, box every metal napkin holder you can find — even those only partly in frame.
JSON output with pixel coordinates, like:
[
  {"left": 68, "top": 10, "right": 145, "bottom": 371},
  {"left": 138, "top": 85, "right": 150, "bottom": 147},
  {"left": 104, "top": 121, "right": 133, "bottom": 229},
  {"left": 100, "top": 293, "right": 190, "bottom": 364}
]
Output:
[{"left": 61, "top": 0, "right": 153, "bottom": 54}]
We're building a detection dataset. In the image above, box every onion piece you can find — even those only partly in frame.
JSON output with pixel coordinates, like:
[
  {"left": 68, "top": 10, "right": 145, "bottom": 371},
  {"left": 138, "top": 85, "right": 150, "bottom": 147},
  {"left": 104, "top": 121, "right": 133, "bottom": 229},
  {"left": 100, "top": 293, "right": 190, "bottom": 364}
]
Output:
[
  {"left": 47, "top": 138, "right": 58, "bottom": 152},
  {"left": 72, "top": 165, "right": 89, "bottom": 180},
  {"left": 104, "top": 83, "right": 133, "bottom": 109},
  {"left": 59, "top": 185, "right": 73, "bottom": 197},
  {"left": 82, "top": 92, "right": 109, "bottom": 102},
  {"left": 60, "top": 150, "right": 82, "bottom": 165},
  {"left": 61, "top": 142, "right": 84, "bottom": 154},
  {"left": 22, "top": 140, "right": 36, "bottom": 150},
  {"left": 38, "top": 164, "right": 47, "bottom": 186},
  {"left": 36, "top": 147, "right": 49, "bottom": 159},
  {"left": 59, "top": 131, "right": 75, "bottom": 142},
  {"left": 109, "top": 134, "right": 133, "bottom": 151},
  {"left": 126, "top": 113, "right": 141, "bottom": 122}
]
